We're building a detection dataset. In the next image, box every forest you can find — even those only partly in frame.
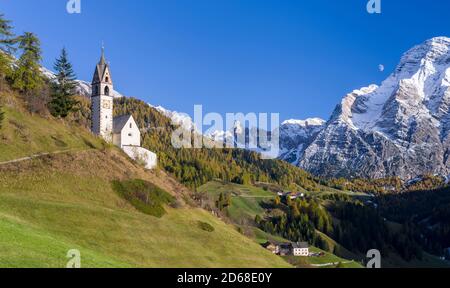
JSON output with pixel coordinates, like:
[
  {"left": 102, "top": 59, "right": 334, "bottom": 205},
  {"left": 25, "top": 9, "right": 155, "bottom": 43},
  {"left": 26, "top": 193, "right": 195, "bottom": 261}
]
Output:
[{"left": 114, "top": 97, "right": 322, "bottom": 190}]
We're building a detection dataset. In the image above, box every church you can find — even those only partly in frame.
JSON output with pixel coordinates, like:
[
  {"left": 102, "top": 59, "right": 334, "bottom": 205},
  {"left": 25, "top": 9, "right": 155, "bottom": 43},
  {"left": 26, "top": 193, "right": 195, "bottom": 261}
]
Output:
[{"left": 91, "top": 48, "right": 157, "bottom": 169}]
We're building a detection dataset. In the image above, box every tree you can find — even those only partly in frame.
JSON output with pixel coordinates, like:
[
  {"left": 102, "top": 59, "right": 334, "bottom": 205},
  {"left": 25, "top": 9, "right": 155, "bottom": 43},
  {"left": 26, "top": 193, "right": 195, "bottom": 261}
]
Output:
[
  {"left": 217, "top": 193, "right": 224, "bottom": 211},
  {"left": 242, "top": 173, "right": 251, "bottom": 185},
  {"left": 0, "top": 14, "right": 16, "bottom": 53},
  {"left": 274, "top": 196, "right": 281, "bottom": 206},
  {"left": 255, "top": 214, "right": 262, "bottom": 225},
  {"left": 0, "top": 105, "right": 4, "bottom": 129},
  {"left": 0, "top": 14, "right": 16, "bottom": 87},
  {"left": 48, "top": 48, "right": 78, "bottom": 117},
  {"left": 225, "top": 193, "right": 232, "bottom": 207},
  {"left": 11, "top": 32, "right": 43, "bottom": 93}
]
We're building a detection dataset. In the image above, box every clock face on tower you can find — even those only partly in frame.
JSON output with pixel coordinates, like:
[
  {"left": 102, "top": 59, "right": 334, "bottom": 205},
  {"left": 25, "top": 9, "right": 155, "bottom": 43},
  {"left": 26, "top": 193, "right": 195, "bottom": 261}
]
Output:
[{"left": 102, "top": 100, "right": 112, "bottom": 109}]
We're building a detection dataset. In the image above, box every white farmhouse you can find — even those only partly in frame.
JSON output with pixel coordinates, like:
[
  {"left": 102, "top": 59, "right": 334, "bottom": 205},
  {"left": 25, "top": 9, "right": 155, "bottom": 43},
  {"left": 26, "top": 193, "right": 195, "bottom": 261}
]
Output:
[
  {"left": 91, "top": 48, "right": 157, "bottom": 169},
  {"left": 292, "top": 242, "right": 309, "bottom": 257}
]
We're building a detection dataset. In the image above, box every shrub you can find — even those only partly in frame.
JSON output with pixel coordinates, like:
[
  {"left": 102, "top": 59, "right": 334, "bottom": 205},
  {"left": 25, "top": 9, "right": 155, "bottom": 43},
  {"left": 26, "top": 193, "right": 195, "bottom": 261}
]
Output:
[
  {"left": 197, "top": 221, "right": 215, "bottom": 232},
  {"left": 170, "top": 199, "right": 184, "bottom": 209},
  {"left": 0, "top": 105, "right": 4, "bottom": 129},
  {"left": 112, "top": 179, "right": 175, "bottom": 218}
]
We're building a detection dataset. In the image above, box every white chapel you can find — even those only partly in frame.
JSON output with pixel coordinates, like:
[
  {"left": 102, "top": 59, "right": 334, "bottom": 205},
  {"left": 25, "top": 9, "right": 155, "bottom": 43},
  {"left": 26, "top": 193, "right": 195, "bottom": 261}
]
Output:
[{"left": 91, "top": 48, "right": 157, "bottom": 169}]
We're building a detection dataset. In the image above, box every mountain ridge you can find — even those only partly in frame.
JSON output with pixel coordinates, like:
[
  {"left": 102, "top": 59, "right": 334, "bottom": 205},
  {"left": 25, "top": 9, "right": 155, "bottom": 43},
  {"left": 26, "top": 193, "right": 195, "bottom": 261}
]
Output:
[
  {"left": 297, "top": 36, "right": 450, "bottom": 179},
  {"left": 44, "top": 37, "right": 450, "bottom": 180}
]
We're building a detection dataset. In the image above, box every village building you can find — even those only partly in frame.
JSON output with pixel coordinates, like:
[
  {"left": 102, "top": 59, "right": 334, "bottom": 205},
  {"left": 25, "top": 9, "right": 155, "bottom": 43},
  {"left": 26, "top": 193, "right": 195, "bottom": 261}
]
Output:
[
  {"left": 279, "top": 243, "right": 292, "bottom": 256},
  {"left": 262, "top": 241, "right": 280, "bottom": 255},
  {"left": 91, "top": 47, "right": 157, "bottom": 169},
  {"left": 292, "top": 242, "right": 310, "bottom": 256},
  {"left": 112, "top": 115, "right": 140, "bottom": 148},
  {"left": 262, "top": 241, "right": 310, "bottom": 257}
]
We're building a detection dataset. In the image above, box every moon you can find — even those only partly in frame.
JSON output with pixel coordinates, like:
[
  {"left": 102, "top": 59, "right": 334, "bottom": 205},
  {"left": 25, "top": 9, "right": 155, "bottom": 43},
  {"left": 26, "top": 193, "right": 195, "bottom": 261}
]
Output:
[{"left": 378, "top": 64, "right": 385, "bottom": 72}]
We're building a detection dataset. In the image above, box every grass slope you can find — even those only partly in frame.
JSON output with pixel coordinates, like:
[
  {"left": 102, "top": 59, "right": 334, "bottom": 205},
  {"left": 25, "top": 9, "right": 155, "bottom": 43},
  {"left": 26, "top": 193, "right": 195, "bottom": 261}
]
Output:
[
  {"left": 198, "top": 180, "right": 275, "bottom": 224},
  {"left": 0, "top": 150, "right": 290, "bottom": 268},
  {"left": 0, "top": 108, "right": 290, "bottom": 268},
  {"left": 0, "top": 106, "right": 104, "bottom": 162}
]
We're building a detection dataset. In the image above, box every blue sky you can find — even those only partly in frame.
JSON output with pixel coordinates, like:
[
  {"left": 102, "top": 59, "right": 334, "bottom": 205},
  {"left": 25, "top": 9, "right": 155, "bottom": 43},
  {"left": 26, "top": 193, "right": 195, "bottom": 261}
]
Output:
[{"left": 1, "top": 0, "right": 450, "bottom": 121}]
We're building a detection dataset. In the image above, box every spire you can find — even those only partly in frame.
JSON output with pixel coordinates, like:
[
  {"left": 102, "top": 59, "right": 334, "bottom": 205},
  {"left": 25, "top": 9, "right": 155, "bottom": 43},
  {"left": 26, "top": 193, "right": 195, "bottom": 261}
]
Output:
[{"left": 99, "top": 42, "right": 106, "bottom": 65}]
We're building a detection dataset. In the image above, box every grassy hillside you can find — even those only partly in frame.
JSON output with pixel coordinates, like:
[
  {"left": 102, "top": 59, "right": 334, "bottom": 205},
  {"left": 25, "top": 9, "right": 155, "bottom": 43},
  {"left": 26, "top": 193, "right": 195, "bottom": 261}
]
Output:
[
  {"left": 0, "top": 105, "right": 104, "bottom": 162},
  {"left": 284, "top": 246, "right": 363, "bottom": 269},
  {"left": 0, "top": 103, "right": 291, "bottom": 268},
  {"left": 198, "top": 180, "right": 274, "bottom": 224}
]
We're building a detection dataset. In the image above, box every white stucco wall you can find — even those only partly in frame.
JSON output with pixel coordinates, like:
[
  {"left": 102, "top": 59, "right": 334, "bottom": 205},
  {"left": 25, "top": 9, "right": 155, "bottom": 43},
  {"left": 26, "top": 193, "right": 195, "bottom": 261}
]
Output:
[
  {"left": 122, "top": 146, "right": 157, "bottom": 170},
  {"left": 91, "top": 95, "right": 113, "bottom": 143},
  {"left": 120, "top": 117, "right": 141, "bottom": 147},
  {"left": 112, "top": 117, "right": 141, "bottom": 148},
  {"left": 293, "top": 248, "right": 309, "bottom": 256}
]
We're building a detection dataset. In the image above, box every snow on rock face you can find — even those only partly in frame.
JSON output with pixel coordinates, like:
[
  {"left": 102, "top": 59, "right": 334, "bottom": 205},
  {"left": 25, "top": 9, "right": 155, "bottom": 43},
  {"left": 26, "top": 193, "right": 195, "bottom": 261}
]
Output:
[
  {"left": 297, "top": 37, "right": 450, "bottom": 179},
  {"left": 282, "top": 118, "right": 326, "bottom": 127},
  {"left": 153, "top": 105, "right": 197, "bottom": 132},
  {"left": 278, "top": 118, "right": 326, "bottom": 165}
]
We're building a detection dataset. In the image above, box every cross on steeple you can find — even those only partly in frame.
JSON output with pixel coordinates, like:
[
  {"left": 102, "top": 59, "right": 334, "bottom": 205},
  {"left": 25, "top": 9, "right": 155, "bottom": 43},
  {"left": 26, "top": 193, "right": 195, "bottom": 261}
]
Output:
[{"left": 100, "top": 41, "right": 106, "bottom": 65}]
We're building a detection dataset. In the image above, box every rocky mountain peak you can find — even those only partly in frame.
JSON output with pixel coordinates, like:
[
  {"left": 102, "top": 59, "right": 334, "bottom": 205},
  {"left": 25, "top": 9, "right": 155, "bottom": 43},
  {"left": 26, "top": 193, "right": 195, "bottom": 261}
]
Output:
[{"left": 295, "top": 37, "right": 450, "bottom": 179}]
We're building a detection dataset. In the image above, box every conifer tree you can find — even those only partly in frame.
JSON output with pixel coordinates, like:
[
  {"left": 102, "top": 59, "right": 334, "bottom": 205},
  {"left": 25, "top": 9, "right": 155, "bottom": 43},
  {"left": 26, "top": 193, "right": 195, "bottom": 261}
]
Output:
[
  {"left": 0, "top": 105, "right": 4, "bottom": 129},
  {"left": 12, "top": 32, "right": 43, "bottom": 93},
  {"left": 48, "top": 48, "right": 78, "bottom": 118},
  {"left": 0, "top": 14, "right": 16, "bottom": 53},
  {"left": 0, "top": 14, "right": 16, "bottom": 86}
]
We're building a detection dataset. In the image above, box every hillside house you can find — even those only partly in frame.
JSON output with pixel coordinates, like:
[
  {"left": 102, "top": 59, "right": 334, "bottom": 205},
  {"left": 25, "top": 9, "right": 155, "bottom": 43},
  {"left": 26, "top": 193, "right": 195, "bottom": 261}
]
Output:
[
  {"left": 292, "top": 242, "right": 309, "bottom": 256},
  {"left": 262, "top": 241, "right": 280, "bottom": 254},
  {"left": 262, "top": 241, "right": 310, "bottom": 257}
]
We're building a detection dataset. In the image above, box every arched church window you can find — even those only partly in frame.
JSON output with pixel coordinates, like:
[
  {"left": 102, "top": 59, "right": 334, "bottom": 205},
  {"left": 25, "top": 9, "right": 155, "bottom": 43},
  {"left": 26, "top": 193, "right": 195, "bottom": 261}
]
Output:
[
  {"left": 104, "top": 86, "right": 110, "bottom": 96},
  {"left": 106, "top": 77, "right": 109, "bottom": 83},
  {"left": 130, "top": 123, "right": 132, "bottom": 129}
]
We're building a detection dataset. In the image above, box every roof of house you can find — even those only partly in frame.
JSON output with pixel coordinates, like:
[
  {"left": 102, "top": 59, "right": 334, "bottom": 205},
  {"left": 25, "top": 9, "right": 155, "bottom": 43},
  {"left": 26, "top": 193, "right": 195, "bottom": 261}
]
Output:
[
  {"left": 262, "top": 242, "right": 277, "bottom": 248},
  {"left": 92, "top": 48, "right": 111, "bottom": 84},
  {"left": 113, "top": 115, "right": 133, "bottom": 134},
  {"left": 292, "top": 242, "right": 309, "bottom": 249}
]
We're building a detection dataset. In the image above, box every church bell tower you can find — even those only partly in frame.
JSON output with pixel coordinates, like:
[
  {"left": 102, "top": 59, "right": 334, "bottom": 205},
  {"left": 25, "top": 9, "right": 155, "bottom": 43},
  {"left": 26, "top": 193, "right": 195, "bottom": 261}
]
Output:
[{"left": 91, "top": 46, "right": 114, "bottom": 142}]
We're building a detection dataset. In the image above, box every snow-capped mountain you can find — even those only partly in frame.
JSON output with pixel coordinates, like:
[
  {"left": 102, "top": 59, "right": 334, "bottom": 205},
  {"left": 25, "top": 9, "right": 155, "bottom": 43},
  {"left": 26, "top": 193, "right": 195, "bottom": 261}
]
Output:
[
  {"left": 40, "top": 36, "right": 450, "bottom": 180},
  {"left": 296, "top": 37, "right": 450, "bottom": 179},
  {"left": 278, "top": 118, "right": 326, "bottom": 165},
  {"left": 202, "top": 117, "right": 327, "bottom": 163},
  {"left": 152, "top": 105, "right": 197, "bottom": 131}
]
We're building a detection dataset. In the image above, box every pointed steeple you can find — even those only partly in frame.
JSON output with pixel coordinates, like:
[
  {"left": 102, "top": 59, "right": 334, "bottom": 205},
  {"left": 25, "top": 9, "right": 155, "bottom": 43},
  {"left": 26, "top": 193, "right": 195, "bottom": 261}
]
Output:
[
  {"left": 99, "top": 42, "right": 106, "bottom": 65},
  {"left": 92, "top": 43, "right": 112, "bottom": 85}
]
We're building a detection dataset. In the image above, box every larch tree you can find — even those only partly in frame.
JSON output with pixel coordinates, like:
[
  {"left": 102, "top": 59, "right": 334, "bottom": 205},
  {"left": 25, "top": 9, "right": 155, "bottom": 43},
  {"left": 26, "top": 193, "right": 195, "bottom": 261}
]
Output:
[
  {"left": 11, "top": 32, "right": 43, "bottom": 94},
  {"left": 0, "top": 14, "right": 17, "bottom": 87}
]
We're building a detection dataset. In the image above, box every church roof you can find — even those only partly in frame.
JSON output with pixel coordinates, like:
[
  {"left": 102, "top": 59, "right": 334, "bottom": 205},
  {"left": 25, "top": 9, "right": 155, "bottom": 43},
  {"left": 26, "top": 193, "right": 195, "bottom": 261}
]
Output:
[
  {"left": 92, "top": 47, "right": 111, "bottom": 84},
  {"left": 292, "top": 242, "right": 309, "bottom": 249},
  {"left": 113, "top": 115, "right": 133, "bottom": 134}
]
